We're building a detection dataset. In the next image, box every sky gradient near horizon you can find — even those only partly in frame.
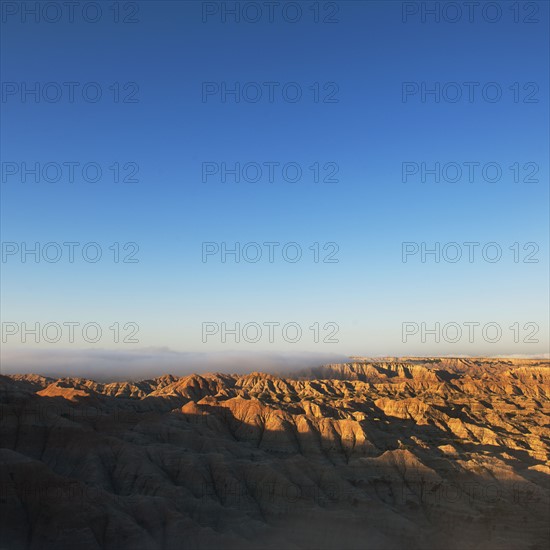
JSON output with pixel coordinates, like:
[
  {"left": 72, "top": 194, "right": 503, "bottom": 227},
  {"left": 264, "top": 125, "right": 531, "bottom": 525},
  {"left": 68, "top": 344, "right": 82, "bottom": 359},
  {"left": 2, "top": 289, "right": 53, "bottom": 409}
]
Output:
[{"left": 1, "top": 1, "right": 549, "bottom": 375}]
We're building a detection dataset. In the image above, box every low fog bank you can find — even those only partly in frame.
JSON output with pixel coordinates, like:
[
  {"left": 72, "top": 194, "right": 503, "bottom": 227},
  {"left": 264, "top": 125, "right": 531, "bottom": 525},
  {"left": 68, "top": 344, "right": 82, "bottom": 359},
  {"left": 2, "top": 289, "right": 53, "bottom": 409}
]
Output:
[{"left": 0, "top": 347, "right": 351, "bottom": 382}]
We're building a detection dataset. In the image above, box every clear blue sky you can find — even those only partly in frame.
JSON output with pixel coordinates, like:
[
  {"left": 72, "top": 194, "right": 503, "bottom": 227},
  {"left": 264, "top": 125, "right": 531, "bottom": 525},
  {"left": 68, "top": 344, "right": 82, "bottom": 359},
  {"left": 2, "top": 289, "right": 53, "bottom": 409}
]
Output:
[{"left": 1, "top": 1, "right": 549, "bottom": 375}]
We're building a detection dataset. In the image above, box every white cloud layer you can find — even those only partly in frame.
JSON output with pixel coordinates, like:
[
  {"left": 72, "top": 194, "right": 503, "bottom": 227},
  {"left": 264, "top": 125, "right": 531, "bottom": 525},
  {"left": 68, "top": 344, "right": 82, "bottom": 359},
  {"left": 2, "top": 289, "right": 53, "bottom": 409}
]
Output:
[{"left": 0, "top": 347, "right": 351, "bottom": 381}]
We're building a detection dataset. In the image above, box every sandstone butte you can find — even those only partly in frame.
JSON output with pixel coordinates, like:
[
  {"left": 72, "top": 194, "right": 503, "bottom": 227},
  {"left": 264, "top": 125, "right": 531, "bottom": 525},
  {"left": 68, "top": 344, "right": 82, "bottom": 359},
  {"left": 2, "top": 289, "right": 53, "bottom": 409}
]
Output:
[{"left": 0, "top": 357, "right": 549, "bottom": 549}]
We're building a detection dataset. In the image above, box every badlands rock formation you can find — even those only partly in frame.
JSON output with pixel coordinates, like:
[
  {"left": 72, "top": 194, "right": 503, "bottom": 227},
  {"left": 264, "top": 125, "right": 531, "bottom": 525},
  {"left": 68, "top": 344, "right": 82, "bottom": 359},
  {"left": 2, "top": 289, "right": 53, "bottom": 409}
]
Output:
[{"left": 0, "top": 358, "right": 548, "bottom": 549}]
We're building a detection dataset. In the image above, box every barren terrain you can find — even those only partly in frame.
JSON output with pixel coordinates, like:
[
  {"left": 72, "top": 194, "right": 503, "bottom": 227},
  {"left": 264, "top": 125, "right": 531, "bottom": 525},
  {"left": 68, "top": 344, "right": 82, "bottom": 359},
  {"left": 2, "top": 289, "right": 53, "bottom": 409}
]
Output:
[{"left": 1, "top": 357, "right": 549, "bottom": 549}]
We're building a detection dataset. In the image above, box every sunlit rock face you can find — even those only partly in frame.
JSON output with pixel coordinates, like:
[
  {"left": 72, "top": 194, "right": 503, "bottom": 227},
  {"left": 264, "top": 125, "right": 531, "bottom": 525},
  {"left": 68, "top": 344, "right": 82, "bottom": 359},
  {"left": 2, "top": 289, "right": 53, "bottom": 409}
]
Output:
[{"left": 1, "top": 358, "right": 549, "bottom": 549}]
